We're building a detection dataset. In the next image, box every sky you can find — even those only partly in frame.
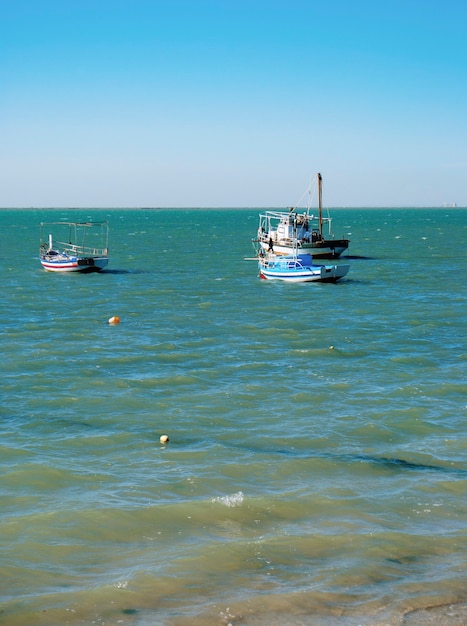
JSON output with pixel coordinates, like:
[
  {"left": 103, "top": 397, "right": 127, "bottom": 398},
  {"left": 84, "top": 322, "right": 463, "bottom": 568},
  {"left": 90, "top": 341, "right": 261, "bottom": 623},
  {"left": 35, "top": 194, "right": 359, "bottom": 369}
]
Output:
[{"left": 1, "top": 0, "right": 466, "bottom": 207}]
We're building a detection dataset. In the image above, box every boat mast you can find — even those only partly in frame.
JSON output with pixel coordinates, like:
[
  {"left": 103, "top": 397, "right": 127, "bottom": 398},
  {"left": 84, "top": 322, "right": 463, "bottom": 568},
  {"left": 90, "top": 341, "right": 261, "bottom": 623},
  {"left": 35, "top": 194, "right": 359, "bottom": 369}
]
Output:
[{"left": 317, "top": 172, "right": 323, "bottom": 234}]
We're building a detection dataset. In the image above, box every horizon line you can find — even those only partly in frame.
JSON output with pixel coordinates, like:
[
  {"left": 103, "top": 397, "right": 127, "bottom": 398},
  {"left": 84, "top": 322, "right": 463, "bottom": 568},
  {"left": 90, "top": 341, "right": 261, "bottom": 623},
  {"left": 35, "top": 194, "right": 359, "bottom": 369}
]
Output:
[{"left": 0, "top": 205, "right": 465, "bottom": 210}]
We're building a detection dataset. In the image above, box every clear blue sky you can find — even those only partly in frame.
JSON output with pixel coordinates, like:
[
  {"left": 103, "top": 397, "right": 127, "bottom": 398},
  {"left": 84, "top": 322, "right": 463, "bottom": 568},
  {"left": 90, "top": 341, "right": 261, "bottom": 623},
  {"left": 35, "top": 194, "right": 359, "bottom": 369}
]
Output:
[{"left": 1, "top": 0, "right": 466, "bottom": 207}]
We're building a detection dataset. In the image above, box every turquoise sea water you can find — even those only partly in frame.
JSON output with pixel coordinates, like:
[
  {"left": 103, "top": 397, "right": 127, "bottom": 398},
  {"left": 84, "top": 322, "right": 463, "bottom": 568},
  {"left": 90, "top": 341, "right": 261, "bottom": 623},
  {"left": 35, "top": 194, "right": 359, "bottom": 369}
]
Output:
[{"left": 1, "top": 208, "right": 466, "bottom": 626}]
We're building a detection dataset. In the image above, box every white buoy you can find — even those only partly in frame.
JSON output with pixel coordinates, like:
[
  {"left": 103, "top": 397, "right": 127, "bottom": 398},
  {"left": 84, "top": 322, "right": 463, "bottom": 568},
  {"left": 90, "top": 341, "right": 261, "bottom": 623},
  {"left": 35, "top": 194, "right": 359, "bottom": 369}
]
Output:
[{"left": 160, "top": 435, "right": 169, "bottom": 444}]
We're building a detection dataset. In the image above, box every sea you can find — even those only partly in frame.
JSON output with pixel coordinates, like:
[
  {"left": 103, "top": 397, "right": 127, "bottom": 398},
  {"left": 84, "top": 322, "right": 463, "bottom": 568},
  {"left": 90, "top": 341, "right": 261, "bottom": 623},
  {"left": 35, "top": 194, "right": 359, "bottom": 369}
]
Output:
[{"left": 1, "top": 207, "right": 466, "bottom": 626}]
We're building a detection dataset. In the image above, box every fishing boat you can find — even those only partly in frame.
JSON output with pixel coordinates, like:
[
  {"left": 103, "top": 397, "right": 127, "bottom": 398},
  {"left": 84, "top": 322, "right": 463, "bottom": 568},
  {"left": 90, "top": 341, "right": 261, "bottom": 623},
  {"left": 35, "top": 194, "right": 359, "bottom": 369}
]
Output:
[
  {"left": 258, "top": 251, "right": 349, "bottom": 283},
  {"left": 255, "top": 173, "right": 349, "bottom": 258},
  {"left": 39, "top": 221, "right": 109, "bottom": 272}
]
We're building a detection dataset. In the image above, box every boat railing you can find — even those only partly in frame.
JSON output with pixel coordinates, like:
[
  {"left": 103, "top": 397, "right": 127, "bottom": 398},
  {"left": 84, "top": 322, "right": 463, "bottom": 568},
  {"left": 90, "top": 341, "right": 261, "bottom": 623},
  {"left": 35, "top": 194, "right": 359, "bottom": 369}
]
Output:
[
  {"left": 258, "top": 210, "right": 333, "bottom": 237},
  {"left": 257, "top": 232, "right": 296, "bottom": 244},
  {"left": 276, "top": 237, "right": 297, "bottom": 245},
  {"left": 262, "top": 253, "right": 307, "bottom": 271},
  {"left": 52, "top": 240, "right": 108, "bottom": 257},
  {"left": 39, "top": 221, "right": 109, "bottom": 257},
  {"left": 256, "top": 231, "right": 309, "bottom": 248}
]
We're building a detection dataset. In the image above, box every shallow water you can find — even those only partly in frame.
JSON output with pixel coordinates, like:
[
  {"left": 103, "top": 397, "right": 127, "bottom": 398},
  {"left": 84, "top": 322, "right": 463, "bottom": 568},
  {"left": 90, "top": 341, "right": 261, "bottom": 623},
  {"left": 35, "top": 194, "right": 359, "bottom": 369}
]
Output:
[{"left": 1, "top": 207, "right": 466, "bottom": 625}]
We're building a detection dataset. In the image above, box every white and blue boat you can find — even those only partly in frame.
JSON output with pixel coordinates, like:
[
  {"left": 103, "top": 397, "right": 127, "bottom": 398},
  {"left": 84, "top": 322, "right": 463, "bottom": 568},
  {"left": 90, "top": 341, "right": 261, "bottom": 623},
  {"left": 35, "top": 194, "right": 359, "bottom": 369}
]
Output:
[
  {"left": 258, "top": 251, "right": 349, "bottom": 283},
  {"left": 255, "top": 173, "right": 349, "bottom": 259},
  {"left": 39, "top": 221, "right": 109, "bottom": 273}
]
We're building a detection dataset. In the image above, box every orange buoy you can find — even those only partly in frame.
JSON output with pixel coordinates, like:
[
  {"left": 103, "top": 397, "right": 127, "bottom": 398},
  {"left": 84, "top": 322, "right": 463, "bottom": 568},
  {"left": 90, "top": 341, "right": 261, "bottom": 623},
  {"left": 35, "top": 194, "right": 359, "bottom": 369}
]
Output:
[{"left": 108, "top": 316, "right": 120, "bottom": 325}]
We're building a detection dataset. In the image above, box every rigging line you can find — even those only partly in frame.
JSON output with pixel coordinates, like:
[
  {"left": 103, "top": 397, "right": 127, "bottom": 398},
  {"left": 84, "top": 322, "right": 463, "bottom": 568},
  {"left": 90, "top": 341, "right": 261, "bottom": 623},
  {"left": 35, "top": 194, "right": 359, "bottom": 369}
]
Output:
[{"left": 294, "top": 175, "right": 318, "bottom": 210}]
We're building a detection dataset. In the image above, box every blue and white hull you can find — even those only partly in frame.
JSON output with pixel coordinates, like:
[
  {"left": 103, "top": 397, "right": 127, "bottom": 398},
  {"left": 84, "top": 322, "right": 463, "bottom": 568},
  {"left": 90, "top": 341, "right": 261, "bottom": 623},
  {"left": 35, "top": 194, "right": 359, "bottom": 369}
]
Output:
[{"left": 258, "top": 253, "right": 349, "bottom": 283}]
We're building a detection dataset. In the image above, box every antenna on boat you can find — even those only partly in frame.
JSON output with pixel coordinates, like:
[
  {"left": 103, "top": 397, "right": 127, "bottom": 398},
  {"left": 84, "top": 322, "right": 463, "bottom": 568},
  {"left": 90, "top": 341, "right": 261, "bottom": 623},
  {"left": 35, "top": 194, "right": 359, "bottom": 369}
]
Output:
[{"left": 317, "top": 172, "right": 323, "bottom": 234}]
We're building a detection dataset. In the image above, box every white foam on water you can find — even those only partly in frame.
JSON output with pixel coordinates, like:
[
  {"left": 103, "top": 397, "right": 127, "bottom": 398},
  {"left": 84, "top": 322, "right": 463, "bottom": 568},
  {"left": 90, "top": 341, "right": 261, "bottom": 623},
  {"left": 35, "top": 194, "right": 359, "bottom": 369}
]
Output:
[{"left": 211, "top": 491, "right": 244, "bottom": 507}]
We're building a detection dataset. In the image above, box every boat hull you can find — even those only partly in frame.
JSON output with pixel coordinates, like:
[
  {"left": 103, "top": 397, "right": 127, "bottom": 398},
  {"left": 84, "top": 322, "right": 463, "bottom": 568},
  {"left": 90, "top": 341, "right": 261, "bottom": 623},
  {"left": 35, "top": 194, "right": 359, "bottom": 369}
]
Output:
[
  {"left": 40, "top": 256, "right": 108, "bottom": 272},
  {"left": 259, "top": 238, "right": 349, "bottom": 259},
  {"left": 258, "top": 256, "right": 349, "bottom": 283}
]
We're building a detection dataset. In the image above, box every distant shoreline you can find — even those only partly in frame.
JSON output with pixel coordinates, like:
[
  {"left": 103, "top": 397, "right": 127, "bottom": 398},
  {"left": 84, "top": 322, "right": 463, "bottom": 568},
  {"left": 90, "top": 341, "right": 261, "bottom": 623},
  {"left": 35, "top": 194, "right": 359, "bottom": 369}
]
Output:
[{"left": 0, "top": 206, "right": 465, "bottom": 211}]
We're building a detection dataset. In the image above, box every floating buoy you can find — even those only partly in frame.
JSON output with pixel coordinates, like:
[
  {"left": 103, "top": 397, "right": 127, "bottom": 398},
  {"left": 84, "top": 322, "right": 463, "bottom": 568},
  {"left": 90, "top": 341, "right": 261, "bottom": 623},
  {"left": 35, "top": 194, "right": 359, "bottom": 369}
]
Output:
[
  {"left": 160, "top": 435, "right": 169, "bottom": 444},
  {"left": 329, "top": 345, "right": 334, "bottom": 350},
  {"left": 108, "top": 316, "right": 120, "bottom": 325}
]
